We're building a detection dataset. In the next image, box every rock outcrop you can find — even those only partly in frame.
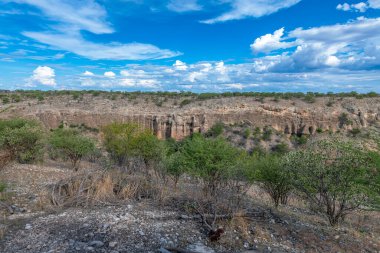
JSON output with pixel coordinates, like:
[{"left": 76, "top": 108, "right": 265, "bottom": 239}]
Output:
[{"left": 1, "top": 95, "right": 379, "bottom": 139}]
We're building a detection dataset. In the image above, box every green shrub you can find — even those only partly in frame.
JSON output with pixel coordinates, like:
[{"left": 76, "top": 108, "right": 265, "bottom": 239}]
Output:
[
  {"left": 243, "top": 128, "right": 251, "bottom": 139},
  {"left": 0, "top": 119, "right": 44, "bottom": 164},
  {"left": 262, "top": 127, "right": 272, "bottom": 141},
  {"left": 2, "top": 97, "right": 9, "bottom": 104},
  {"left": 177, "top": 134, "right": 240, "bottom": 197},
  {"left": 206, "top": 122, "right": 224, "bottom": 137},
  {"left": 283, "top": 138, "right": 380, "bottom": 226},
  {"left": 250, "top": 154, "right": 292, "bottom": 208},
  {"left": 272, "top": 142, "right": 289, "bottom": 154},
  {"left": 338, "top": 113, "right": 353, "bottom": 127},
  {"left": 0, "top": 182, "right": 6, "bottom": 193},
  {"left": 102, "top": 123, "right": 163, "bottom": 173},
  {"left": 291, "top": 135, "right": 308, "bottom": 145},
  {"left": 350, "top": 128, "right": 361, "bottom": 136},
  {"left": 49, "top": 128, "right": 96, "bottom": 170},
  {"left": 180, "top": 99, "right": 192, "bottom": 107}
]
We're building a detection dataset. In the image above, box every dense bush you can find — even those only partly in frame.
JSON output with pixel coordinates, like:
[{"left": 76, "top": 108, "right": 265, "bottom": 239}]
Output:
[
  {"left": 177, "top": 134, "right": 241, "bottom": 197},
  {"left": 206, "top": 122, "right": 224, "bottom": 137},
  {"left": 49, "top": 128, "right": 96, "bottom": 170},
  {"left": 102, "top": 123, "right": 163, "bottom": 174},
  {"left": 250, "top": 154, "right": 292, "bottom": 208},
  {"left": 0, "top": 119, "right": 44, "bottom": 164},
  {"left": 283, "top": 138, "right": 380, "bottom": 226}
]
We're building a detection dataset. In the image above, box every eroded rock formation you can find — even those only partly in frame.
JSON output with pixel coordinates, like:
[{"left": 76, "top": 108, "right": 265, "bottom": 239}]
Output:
[{"left": 1, "top": 96, "right": 379, "bottom": 139}]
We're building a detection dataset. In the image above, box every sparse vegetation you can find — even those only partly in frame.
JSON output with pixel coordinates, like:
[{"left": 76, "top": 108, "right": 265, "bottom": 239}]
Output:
[
  {"left": 283, "top": 138, "right": 380, "bottom": 226},
  {"left": 0, "top": 119, "right": 44, "bottom": 164},
  {"left": 250, "top": 154, "right": 292, "bottom": 208},
  {"left": 49, "top": 128, "right": 96, "bottom": 170}
]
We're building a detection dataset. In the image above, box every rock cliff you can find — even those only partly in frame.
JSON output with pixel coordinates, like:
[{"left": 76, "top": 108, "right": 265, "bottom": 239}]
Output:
[{"left": 1, "top": 95, "right": 379, "bottom": 139}]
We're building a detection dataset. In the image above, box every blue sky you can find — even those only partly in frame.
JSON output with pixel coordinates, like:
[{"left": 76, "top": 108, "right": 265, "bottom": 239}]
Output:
[{"left": 0, "top": 0, "right": 380, "bottom": 92}]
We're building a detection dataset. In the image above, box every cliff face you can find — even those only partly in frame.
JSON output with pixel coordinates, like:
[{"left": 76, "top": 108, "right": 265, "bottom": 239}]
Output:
[{"left": 1, "top": 95, "right": 379, "bottom": 139}]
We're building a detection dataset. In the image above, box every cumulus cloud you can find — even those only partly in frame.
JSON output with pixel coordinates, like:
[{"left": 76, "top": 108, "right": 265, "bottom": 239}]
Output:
[
  {"left": 337, "top": 0, "right": 380, "bottom": 12},
  {"left": 167, "top": 0, "right": 202, "bottom": 12},
  {"left": 104, "top": 71, "right": 116, "bottom": 78},
  {"left": 82, "top": 71, "right": 94, "bottom": 76},
  {"left": 173, "top": 60, "right": 188, "bottom": 71},
  {"left": 250, "top": 17, "right": 380, "bottom": 72},
  {"left": 250, "top": 27, "right": 296, "bottom": 53},
  {"left": 201, "top": 0, "right": 301, "bottom": 24},
  {"left": 29, "top": 66, "right": 56, "bottom": 86},
  {"left": 7, "top": 0, "right": 180, "bottom": 60}
]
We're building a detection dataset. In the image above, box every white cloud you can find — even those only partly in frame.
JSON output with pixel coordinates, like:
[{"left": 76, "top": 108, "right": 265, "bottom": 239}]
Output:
[
  {"left": 201, "top": 0, "right": 301, "bottom": 24},
  {"left": 337, "top": 0, "right": 380, "bottom": 12},
  {"left": 337, "top": 2, "right": 368, "bottom": 12},
  {"left": 250, "top": 27, "right": 296, "bottom": 53},
  {"left": 69, "top": 60, "right": 380, "bottom": 93},
  {"left": 369, "top": 0, "right": 380, "bottom": 8},
  {"left": 250, "top": 17, "right": 380, "bottom": 72},
  {"left": 8, "top": 0, "right": 113, "bottom": 34},
  {"left": 23, "top": 32, "right": 181, "bottom": 60},
  {"left": 82, "top": 70, "right": 94, "bottom": 76},
  {"left": 30, "top": 66, "right": 56, "bottom": 86},
  {"left": 104, "top": 71, "right": 116, "bottom": 78},
  {"left": 82, "top": 71, "right": 94, "bottom": 76},
  {"left": 173, "top": 60, "right": 188, "bottom": 70},
  {"left": 167, "top": 0, "right": 202, "bottom": 12},
  {"left": 8, "top": 0, "right": 180, "bottom": 60}
]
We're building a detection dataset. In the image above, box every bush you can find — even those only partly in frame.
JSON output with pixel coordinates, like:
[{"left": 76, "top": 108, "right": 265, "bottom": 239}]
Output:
[
  {"left": 250, "top": 154, "right": 292, "bottom": 208},
  {"left": 2, "top": 97, "right": 9, "bottom": 104},
  {"left": 180, "top": 99, "right": 192, "bottom": 107},
  {"left": 206, "top": 122, "right": 224, "bottom": 137},
  {"left": 243, "top": 129, "right": 251, "bottom": 139},
  {"left": 272, "top": 142, "right": 289, "bottom": 154},
  {"left": 0, "top": 119, "right": 44, "bottom": 164},
  {"left": 261, "top": 127, "right": 272, "bottom": 141},
  {"left": 283, "top": 138, "right": 380, "bottom": 226},
  {"left": 49, "top": 128, "right": 96, "bottom": 170},
  {"left": 338, "top": 113, "right": 353, "bottom": 127},
  {"left": 178, "top": 134, "right": 240, "bottom": 197},
  {"left": 291, "top": 135, "right": 308, "bottom": 145},
  {"left": 102, "top": 123, "right": 164, "bottom": 174}
]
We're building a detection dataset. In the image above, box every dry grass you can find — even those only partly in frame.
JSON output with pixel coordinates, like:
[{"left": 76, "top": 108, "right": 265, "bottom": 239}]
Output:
[{"left": 49, "top": 169, "right": 164, "bottom": 207}]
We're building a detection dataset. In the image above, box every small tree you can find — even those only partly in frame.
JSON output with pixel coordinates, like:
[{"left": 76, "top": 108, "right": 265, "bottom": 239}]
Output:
[
  {"left": 49, "top": 129, "right": 95, "bottom": 171},
  {"left": 102, "top": 122, "right": 164, "bottom": 175},
  {"left": 0, "top": 119, "right": 44, "bottom": 164},
  {"left": 251, "top": 154, "right": 292, "bottom": 208},
  {"left": 206, "top": 122, "right": 224, "bottom": 137},
  {"left": 179, "top": 134, "right": 240, "bottom": 197},
  {"left": 283, "top": 138, "right": 380, "bottom": 226}
]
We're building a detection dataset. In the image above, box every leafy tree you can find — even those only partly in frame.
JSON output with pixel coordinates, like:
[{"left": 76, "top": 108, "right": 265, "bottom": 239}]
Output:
[
  {"left": 0, "top": 119, "right": 44, "bottom": 164},
  {"left": 102, "top": 123, "right": 163, "bottom": 174},
  {"left": 49, "top": 128, "right": 95, "bottom": 170},
  {"left": 206, "top": 122, "right": 224, "bottom": 137},
  {"left": 178, "top": 134, "right": 240, "bottom": 197},
  {"left": 250, "top": 154, "right": 292, "bottom": 208},
  {"left": 283, "top": 138, "right": 380, "bottom": 226},
  {"left": 272, "top": 142, "right": 289, "bottom": 154}
]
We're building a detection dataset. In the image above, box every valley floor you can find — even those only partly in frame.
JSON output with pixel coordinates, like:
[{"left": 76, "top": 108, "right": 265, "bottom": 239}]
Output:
[{"left": 0, "top": 163, "right": 379, "bottom": 253}]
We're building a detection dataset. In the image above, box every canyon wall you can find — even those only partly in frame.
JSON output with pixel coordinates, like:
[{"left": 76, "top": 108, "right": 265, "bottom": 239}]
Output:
[{"left": 2, "top": 96, "right": 379, "bottom": 139}]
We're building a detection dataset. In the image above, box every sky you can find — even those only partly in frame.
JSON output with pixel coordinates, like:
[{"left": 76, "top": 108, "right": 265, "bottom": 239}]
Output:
[{"left": 0, "top": 0, "right": 380, "bottom": 93}]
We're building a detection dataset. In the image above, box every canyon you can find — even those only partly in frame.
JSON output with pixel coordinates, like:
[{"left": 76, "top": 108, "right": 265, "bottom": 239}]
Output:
[{"left": 1, "top": 94, "right": 379, "bottom": 139}]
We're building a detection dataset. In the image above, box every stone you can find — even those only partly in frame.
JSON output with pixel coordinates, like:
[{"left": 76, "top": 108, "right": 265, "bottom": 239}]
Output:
[
  {"left": 89, "top": 240, "right": 104, "bottom": 248},
  {"left": 25, "top": 224, "right": 32, "bottom": 230},
  {"left": 187, "top": 242, "right": 215, "bottom": 253},
  {"left": 109, "top": 241, "right": 118, "bottom": 248}
]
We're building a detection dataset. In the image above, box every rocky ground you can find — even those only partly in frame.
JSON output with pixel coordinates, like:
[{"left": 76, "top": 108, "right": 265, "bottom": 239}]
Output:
[{"left": 0, "top": 163, "right": 379, "bottom": 253}]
